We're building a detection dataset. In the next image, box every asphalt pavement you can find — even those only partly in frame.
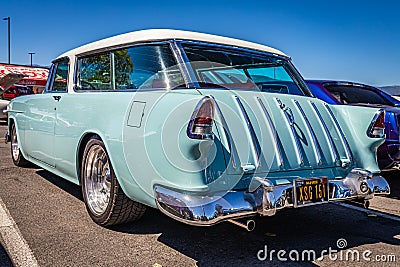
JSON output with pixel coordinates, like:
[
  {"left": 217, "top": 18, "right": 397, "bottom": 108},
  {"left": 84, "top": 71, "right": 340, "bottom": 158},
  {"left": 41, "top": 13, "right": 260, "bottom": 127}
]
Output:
[{"left": 0, "top": 121, "right": 399, "bottom": 266}]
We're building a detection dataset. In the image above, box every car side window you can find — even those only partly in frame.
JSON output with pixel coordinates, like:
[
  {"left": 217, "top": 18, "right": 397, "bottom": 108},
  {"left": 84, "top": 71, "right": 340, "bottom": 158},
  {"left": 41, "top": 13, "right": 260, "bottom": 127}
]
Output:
[
  {"left": 77, "top": 53, "right": 111, "bottom": 90},
  {"left": 76, "top": 44, "right": 184, "bottom": 91},
  {"left": 48, "top": 60, "right": 69, "bottom": 92},
  {"left": 113, "top": 45, "right": 184, "bottom": 90}
]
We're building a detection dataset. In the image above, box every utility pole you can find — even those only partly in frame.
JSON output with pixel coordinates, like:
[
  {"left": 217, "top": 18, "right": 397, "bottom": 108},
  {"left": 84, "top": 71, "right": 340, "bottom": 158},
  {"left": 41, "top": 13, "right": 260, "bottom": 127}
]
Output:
[
  {"left": 2, "top": 17, "right": 10, "bottom": 64},
  {"left": 29, "top": 52, "right": 35, "bottom": 66}
]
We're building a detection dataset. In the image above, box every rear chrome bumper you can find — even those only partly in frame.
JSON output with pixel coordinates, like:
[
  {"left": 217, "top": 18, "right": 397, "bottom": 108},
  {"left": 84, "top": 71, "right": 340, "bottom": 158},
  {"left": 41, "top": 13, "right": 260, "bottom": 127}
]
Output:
[{"left": 154, "top": 168, "right": 390, "bottom": 226}]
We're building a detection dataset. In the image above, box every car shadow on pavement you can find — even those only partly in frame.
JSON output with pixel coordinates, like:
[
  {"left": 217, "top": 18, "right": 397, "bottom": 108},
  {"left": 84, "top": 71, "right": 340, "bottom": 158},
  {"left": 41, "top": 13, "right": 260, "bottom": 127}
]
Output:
[
  {"left": 114, "top": 206, "right": 400, "bottom": 266},
  {"left": 36, "top": 169, "right": 83, "bottom": 200},
  {"left": 36, "top": 168, "right": 400, "bottom": 266},
  {"left": 0, "top": 244, "right": 13, "bottom": 267},
  {"left": 382, "top": 171, "right": 400, "bottom": 200}
]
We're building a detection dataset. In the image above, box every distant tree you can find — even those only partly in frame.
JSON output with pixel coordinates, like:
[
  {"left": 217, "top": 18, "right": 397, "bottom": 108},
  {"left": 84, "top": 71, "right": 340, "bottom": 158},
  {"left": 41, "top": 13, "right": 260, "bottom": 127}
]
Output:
[
  {"left": 80, "top": 50, "right": 133, "bottom": 87},
  {"left": 114, "top": 49, "right": 133, "bottom": 86}
]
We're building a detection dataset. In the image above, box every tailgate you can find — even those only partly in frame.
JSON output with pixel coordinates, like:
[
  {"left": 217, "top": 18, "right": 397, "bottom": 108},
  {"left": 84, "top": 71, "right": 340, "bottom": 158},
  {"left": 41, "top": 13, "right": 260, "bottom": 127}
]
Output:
[{"left": 203, "top": 90, "right": 353, "bottom": 175}]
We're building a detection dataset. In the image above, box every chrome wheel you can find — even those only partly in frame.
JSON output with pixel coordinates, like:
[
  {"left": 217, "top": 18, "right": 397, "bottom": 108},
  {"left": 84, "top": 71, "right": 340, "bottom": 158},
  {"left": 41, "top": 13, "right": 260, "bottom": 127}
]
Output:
[
  {"left": 83, "top": 144, "right": 112, "bottom": 215},
  {"left": 82, "top": 137, "right": 146, "bottom": 226},
  {"left": 11, "top": 125, "right": 20, "bottom": 161}
]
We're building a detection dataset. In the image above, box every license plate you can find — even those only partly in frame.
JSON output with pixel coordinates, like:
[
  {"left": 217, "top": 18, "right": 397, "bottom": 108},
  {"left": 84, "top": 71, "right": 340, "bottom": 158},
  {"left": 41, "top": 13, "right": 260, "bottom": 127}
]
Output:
[{"left": 294, "top": 177, "right": 328, "bottom": 207}]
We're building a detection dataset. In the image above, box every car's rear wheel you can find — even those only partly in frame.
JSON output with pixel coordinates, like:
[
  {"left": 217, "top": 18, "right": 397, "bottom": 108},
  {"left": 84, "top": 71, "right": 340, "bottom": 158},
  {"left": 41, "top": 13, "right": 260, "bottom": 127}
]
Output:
[
  {"left": 10, "top": 123, "right": 30, "bottom": 167},
  {"left": 81, "top": 136, "right": 146, "bottom": 226}
]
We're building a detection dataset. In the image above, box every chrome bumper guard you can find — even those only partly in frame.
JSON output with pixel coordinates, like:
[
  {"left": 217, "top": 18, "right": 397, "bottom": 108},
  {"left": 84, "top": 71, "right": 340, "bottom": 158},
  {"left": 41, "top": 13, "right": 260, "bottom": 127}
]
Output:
[
  {"left": 154, "top": 168, "right": 390, "bottom": 226},
  {"left": 4, "top": 132, "right": 10, "bottom": 144}
]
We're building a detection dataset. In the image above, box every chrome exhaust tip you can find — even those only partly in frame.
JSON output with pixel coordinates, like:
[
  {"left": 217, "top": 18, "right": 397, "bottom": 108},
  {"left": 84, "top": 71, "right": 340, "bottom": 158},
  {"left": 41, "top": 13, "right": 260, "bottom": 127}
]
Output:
[{"left": 228, "top": 219, "right": 256, "bottom": 232}]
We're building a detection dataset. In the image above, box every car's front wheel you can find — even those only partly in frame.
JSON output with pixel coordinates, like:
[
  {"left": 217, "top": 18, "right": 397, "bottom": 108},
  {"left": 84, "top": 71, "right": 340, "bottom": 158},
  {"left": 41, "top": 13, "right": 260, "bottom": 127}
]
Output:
[
  {"left": 10, "top": 123, "right": 30, "bottom": 167},
  {"left": 81, "top": 136, "right": 146, "bottom": 226}
]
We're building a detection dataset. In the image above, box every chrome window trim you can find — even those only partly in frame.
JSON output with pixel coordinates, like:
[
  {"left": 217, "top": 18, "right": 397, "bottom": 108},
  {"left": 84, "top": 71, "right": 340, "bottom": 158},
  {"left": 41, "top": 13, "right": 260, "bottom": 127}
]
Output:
[
  {"left": 170, "top": 41, "right": 197, "bottom": 88},
  {"left": 177, "top": 40, "right": 289, "bottom": 60},
  {"left": 285, "top": 61, "right": 314, "bottom": 98},
  {"left": 44, "top": 63, "right": 56, "bottom": 93},
  {"left": 74, "top": 40, "right": 172, "bottom": 58},
  {"left": 45, "top": 57, "right": 70, "bottom": 94},
  {"left": 110, "top": 52, "right": 116, "bottom": 90}
]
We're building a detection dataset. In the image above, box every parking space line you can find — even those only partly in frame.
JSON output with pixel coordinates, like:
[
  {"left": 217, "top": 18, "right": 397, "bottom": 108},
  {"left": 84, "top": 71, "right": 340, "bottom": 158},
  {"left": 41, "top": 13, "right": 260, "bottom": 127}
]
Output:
[
  {"left": 335, "top": 202, "right": 400, "bottom": 223},
  {"left": 0, "top": 197, "right": 39, "bottom": 267}
]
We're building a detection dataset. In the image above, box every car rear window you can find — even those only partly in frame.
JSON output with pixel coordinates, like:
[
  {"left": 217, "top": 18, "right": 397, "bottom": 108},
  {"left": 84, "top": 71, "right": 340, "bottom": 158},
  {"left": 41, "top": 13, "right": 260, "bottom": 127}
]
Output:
[
  {"left": 324, "top": 85, "right": 391, "bottom": 105},
  {"left": 181, "top": 43, "right": 309, "bottom": 96}
]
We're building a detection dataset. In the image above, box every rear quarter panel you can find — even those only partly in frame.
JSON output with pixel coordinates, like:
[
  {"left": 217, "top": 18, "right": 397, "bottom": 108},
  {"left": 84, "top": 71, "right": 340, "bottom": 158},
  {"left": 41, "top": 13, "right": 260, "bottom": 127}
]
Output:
[{"left": 328, "top": 105, "right": 384, "bottom": 173}]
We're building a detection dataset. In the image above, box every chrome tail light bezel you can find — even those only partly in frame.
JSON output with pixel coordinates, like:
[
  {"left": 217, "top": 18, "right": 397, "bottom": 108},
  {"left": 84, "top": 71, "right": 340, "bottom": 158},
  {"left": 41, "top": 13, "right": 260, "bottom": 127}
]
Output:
[
  {"left": 367, "top": 109, "right": 386, "bottom": 138},
  {"left": 187, "top": 96, "right": 215, "bottom": 140}
]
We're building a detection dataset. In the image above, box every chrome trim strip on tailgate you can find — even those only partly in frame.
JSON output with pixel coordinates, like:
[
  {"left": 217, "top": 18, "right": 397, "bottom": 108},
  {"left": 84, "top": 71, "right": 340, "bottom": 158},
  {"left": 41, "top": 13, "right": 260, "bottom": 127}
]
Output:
[
  {"left": 257, "top": 97, "right": 284, "bottom": 167},
  {"left": 275, "top": 98, "right": 304, "bottom": 166},
  {"left": 310, "top": 101, "right": 339, "bottom": 162},
  {"left": 211, "top": 96, "right": 238, "bottom": 169},
  {"left": 234, "top": 96, "right": 262, "bottom": 167},
  {"left": 293, "top": 100, "right": 323, "bottom": 165},
  {"left": 324, "top": 104, "right": 353, "bottom": 161}
]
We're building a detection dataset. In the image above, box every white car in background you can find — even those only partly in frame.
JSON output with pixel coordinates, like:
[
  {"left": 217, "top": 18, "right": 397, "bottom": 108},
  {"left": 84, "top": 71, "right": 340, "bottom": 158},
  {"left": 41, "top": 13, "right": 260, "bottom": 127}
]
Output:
[{"left": 0, "top": 99, "right": 9, "bottom": 120}]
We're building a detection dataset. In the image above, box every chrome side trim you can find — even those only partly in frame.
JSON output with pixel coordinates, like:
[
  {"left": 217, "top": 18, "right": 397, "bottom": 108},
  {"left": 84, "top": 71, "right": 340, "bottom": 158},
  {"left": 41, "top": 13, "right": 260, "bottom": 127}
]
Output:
[
  {"left": 275, "top": 98, "right": 304, "bottom": 166},
  {"left": 309, "top": 102, "right": 339, "bottom": 162},
  {"left": 6, "top": 109, "right": 24, "bottom": 114},
  {"left": 324, "top": 104, "right": 353, "bottom": 161},
  {"left": 257, "top": 97, "right": 284, "bottom": 167},
  {"left": 293, "top": 100, "right": 323, "bottom": 165},
  {"left": 234, "top": 96, "right": 262, "bottom": 167},
  {"left": 154, "top": 168, "right": 390, "bottom": 226}
]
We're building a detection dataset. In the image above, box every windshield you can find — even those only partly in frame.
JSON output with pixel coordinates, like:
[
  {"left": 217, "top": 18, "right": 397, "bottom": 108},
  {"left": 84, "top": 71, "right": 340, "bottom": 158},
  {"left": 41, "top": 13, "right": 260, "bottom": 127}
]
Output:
[{"left": 181, "top": 43, "right": 310, "bottom": 96}]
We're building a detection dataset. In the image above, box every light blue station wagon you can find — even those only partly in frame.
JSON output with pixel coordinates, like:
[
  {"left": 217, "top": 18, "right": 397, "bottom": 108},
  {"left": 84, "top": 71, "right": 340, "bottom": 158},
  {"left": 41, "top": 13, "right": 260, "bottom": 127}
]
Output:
[{"left": 6, "top": 29, "right": 390, "bottom": 230}]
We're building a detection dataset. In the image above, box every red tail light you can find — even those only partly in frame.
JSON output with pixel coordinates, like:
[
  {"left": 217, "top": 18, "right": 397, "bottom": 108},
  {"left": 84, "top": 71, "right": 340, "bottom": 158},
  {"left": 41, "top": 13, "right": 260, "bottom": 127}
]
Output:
[
  {"left": 368, "top": 110, "right": 385, "bottom": 138},
  {"left": 187, "top": 96, "right": 215, "bottom": 140}
]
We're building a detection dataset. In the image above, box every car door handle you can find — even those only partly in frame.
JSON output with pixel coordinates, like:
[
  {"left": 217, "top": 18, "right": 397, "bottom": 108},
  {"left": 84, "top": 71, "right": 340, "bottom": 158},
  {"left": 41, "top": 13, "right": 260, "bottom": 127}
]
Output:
[{"left": 53, "top": 96, "right": 61, "bottom": 101}]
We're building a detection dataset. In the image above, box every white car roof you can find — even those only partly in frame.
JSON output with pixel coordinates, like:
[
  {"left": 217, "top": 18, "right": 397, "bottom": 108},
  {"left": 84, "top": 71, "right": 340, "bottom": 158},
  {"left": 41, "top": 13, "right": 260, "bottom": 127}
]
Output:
[{"left": 57, "top": 29, "right": 288, "bottom": 59}]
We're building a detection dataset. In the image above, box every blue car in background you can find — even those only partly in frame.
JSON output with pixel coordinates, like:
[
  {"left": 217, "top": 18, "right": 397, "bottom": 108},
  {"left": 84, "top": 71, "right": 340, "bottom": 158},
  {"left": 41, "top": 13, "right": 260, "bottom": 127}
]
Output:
[{"left": 307, "top": 80, "right": 400, "bottom": 170}]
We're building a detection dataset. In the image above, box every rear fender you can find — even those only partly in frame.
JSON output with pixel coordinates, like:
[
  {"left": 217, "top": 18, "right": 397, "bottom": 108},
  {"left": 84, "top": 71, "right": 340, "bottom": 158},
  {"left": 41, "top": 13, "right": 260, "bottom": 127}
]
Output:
[{"left": 328, "top": 105, "right": 384, "bottom": 173}]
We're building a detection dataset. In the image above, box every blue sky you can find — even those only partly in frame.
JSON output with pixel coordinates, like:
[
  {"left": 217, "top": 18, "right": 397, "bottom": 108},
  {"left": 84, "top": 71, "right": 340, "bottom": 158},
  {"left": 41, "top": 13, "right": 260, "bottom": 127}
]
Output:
[{"left": 1, "top": 0, "right": 399, "bottom": 86}]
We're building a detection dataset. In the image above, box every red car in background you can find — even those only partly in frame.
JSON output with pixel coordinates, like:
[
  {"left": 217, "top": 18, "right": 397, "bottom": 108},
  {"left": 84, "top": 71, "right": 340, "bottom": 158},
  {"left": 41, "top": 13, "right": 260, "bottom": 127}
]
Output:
[{"left": 1, "top": 85, "right": 33, "bottom": 100}]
